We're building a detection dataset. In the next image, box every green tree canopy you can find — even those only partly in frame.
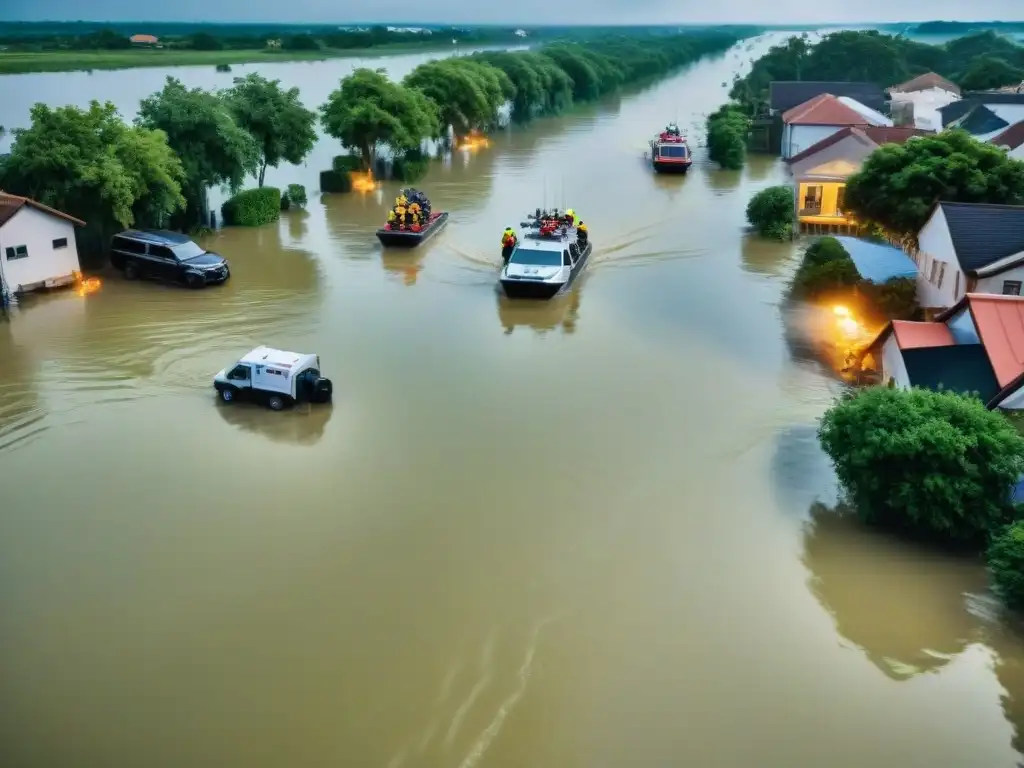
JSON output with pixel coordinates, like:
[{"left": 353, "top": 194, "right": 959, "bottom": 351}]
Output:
[
  {"left": 403, "top": 59, "right": 512, "bottom": 136},
  {"left": 746, "top": 185, "right": 795, "bottom": 240},
  {"left": 818, "top": 387, "right": 1024, "bottom": 545},
  {"left": 843, "top": 129, "right": 1024, "bottom": 242},
  {"left": 224, "top": 73, "right": 318, "bottom": 187},
  {"left": 0, "top": 100, "right": 185, "bottom": 259},
  {"left": 959, "top": 55, "right": 1024, "bottom": 92},
  {"left": 137, "top": 77, "right": 259, "bottom": 225},
  {"left": 319, "top": 68, "right": 439, "bottom": 170},
  {"left": 706, "top": 103, "right": 749, "bottom": 170},
  {"left": 542, "top": 46, "right": 602, "bottom": 101},
  {"left": 989, "top": 521, "right": 1024, "bottom": 611}
]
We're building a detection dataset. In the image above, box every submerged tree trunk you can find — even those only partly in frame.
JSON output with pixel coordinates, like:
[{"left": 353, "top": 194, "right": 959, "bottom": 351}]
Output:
[{"left": 258, "top": 160, "right": 267, "bottom": 188}]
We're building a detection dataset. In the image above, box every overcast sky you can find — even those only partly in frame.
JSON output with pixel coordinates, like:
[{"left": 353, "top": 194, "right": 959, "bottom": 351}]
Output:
[{"left": 1, "top": 0, "right": 1022, "bottom": 25}]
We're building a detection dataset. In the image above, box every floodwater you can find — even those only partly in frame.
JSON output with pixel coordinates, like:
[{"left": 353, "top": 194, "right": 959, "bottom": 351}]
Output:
[{"left": 2, "top": 33, "right": 1024, "bottom": 768}]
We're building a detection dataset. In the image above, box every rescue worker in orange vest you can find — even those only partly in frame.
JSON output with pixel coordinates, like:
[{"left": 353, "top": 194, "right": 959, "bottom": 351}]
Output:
[{"left": 501, "top": 227, "right": 517, "bottom": 264}]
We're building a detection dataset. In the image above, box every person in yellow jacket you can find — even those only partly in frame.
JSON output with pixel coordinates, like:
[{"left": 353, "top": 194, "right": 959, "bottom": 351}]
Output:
[
  {"left": 565, "top": 208, "right": 577, "bottom": 226},
  {"left": 501, "top": 227, "right": 518, "bottom": 264},
  {"left": 395, "top": 193, "right": 408, "bottom": 208},
  {"left": 576, "top": 220, "right": 588, "bottom": 245},
  {"left": 387, "top": 209, "right": 397, "bottom": 229}
]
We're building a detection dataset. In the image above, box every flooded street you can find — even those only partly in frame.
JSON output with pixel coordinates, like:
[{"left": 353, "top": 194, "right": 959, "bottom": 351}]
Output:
[{"left": 3, "top": 34, "right": 1024, "bottom": 767}]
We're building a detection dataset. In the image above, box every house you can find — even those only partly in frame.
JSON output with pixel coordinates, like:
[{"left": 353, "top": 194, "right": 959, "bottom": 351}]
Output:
[
  {"left": 0, "top": 193, "right": 84, "bottom": 298},
  {"left": 769, "top": 81, "right": 885, "bottom": 115},
  {"left": 989, "top": 120, "right": 1024, "bottom": 160},
  {"left": 913, "top": 202, "right": 1024, "bottom": 310},
  {"left": 129, "top": 34, "right": 159, "bottom": 47},
  {"left": 939, "top": 92, "right": 1024, "bottom": 133},
  {"left": 863, "top": 293, "right": 1024, "bottom": 409},
  {"left": 886, "top": 72, "right": 961, "bottom": 132},
  {"left": 787, "top": 126, "right": 930, "bottom": 231},
  {"left": 782, "top": 95, "right": 866, "bottom": 160}
]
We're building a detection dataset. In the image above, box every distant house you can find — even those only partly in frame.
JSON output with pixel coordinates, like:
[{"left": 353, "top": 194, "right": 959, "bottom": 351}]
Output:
[
  {"left": 939, "top": 92, "right": 1024, "bottom": 136},
  {"left": 863, "top": 293, "right": 1024, "bottom": 409},
  {"left": 786, "top": 126, "right": 930, "bottom": 231},
  {"left": 780, "top": 94, "right": 891, "bottom": 160},
  {"left": 769, "top": 81, "right": 885, "bottom": 115},
  {"left": 129, "top": 34, "right": 159, "bottom": 47},
  {"left": 266, "top": 39, "right": 282, "bottom": 50},
  {"left": 913, "top": 202, "right": 1024, "bottom": 310},
  {"left": 990, "top": 120, "right": 1024, "bottom": 160},
  {"left": 0, "top": 192, "right": 84, "bottom": 298},
  {"left": 886, "top": 72, "right": 961, "bottom": 132}
]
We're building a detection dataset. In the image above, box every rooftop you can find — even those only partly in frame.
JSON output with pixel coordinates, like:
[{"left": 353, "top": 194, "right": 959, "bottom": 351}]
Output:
[
  {"left": 0, "top": 192, "right": 86, "bottom": 228},
  {"left": 888, "top": 72, "right": 961, "bottom": 96},
  {"left": 957, "top": 105, "right": 1010, "bottom": 136},
  {"left": 239, "top": 346, "right": 311, "bottom": 369},
  {"left": 121, "top": 229, "right": 194, "bottom": 246},
  {"left": 963, "top": 294, "right": 1024, "bottom": 388},
  {"left": 940, "top": 92, "right": 1024, "bottom": 126},
  {"left": 836, "top": 96, "right": 893, "bottom": 127},
  {"left": 769, "top": 81, "right": 884, "bottom": 113},
  {"left": 835, "top": 237, "right": 918, "bottom": 283},
  {"left": 992, "top": 120, "right": 1024, "bottom": 150},
  {"left": 782, "top": 93, "right": 871, "bottom": 127},
  {"left": 890, "top": 320, "right": 955, "bottom": 350},
  {"left": 785, "top": 126, "right": 930, "bottom": 166},
  {"left": 937, "top": 202, "right": 1024, "bottom": 274}
]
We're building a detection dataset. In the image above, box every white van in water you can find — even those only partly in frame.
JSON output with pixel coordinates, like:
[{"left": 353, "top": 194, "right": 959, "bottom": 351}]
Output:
[{"left": 213, "top": 346, "right": 333, "bottom": 410}]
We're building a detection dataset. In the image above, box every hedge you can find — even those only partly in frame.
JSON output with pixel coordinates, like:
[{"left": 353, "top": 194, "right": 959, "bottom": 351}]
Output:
[
  {"left": 706, "top": 104, "right": 749, "bottom": 170},
  {"left": 332, "top": 154, "right": 363, "bottom": 173},
  {"left": 989, "top": 521, "right": 1024, "bottom": 611},
  {"left": 281, "top": 183, "right": 307, "bottom": 210},
  {"left": 221, "top": 186, "right": 281, "bottom": 227},
  {"left": 390, "top": 149, "right": 430, "bottom": 183},
  {"left": 319, "top": 169, "right": 352, "bottom": 194}
]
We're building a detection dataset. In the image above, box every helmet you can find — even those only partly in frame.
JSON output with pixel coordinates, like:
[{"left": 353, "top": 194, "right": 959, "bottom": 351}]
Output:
[{"left": 566, "top": 208, "right": 575, "bottom": 217}]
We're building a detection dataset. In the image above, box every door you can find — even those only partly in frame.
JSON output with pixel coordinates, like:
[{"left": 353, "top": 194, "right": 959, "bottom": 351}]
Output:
[
  {"left": 148, "top": 245, "right": 179, "bottom": 281},
  {"left": 225, "top": 364, "right": 253, "bottom": 395},
  {"left": 835, "top": 186, "right": 846, "bottom": 216},
  {"left": 802, "top": 186, "right": 822, "bottom": 215}
]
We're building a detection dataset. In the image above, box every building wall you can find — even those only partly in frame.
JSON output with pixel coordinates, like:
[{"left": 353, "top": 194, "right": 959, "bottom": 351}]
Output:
[
  {"left": 880, "top": 335, "right": 910, "bottom": 388},
  {"left": 796, "top": 181, "right": 847, "bottom": 218},
  {"left": 1010, "top": 144, "right": 1024, "bottom": 161},
  {"left": 914, "top": 206, "right": 961, "bottom": 309},
  {"left": 945, "top": 306, "right": 980, "bottom": 344},
  {"left": 977, "top": 265, "right": 1024, "bottom": 297},
  {"left": 889, "top": 88, "right": 959, "bottom": 132},
  {"left": 788, "top": 134, "right": 875, "bottom": 179},
  {"left": 782, "top": 124, "right": 845, "bottom": 160},
  {"left": 0, "top": 206, "right": 81, "bottom": 293},
  {"left": 996, "top": 386, "right": 1024, "bottom": 411}
]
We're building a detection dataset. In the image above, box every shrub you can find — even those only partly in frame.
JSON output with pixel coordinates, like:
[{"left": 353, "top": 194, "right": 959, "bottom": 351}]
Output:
[
  {"left": 390, "top": 149, "right": 430, "bottom": 182},
  {"left": 818, "top": 387, "right": 1024, "bottom": 545},
  {"left": 789, "top": 256, "right": 861, "bottom": 301},
  {"left": 989, "top": 521, "right": 1024, "bottom": 610},
  {"left": 746, "top": 185, "right": 794, "bottom": 240},
  {"left": 332, "top": 154, "right": 363, "bottom": 173},
  {"left": 706, "top": 104, "right": 749, "bottom": 170},
  {"left": 221, "top": 186, "right": 282, "bottom": 226},
  {"left": 319, "top": 169, "right": 351, "bottom": 194},
  {"left": 858, "top": 277, "right": 919, "bottom": 323},
  {"left": 285, "top": 183, "right": 307, "bottom": 209}
]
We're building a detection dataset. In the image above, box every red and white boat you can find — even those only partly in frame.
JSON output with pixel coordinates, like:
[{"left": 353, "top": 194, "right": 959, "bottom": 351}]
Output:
[{"left": 649, "top": 123, "right": 692, "bottom": 174}]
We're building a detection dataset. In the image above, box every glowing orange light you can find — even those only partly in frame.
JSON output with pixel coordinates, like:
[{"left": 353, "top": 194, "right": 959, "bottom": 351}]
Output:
[
  {"left": 74, "top": 273, "right": 101, "bottom": 297},
  {"left": 832, "top": 305, "right": 850, "bottom": 318},
  {"left": 349, "top": 170, "right": 380, "bottom": 193},
  {"left": 454, "top": 132, "right": 490, "bottom": 152}
]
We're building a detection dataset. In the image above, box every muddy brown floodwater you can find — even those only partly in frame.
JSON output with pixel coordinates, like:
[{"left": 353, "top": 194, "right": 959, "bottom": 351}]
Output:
[{"left": 2, "top": 33, "right": 1024, "bottom": 768}]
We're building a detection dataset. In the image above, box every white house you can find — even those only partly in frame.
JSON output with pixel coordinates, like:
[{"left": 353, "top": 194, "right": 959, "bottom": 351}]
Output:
[
  {"left": 862, "top": 293, "right": 1024, "bottom": 410},
  {"left": 780, "top": 93, "right": 881, "bottom": 160},
  {"left": 0, "top": 192, "right": 85, "bottom": 298},
  {"left": 886, "top": 72, "right": 961, "bottom": 132},
  {"left": 990, "top": 120, "right": 1024, "bottom": 160},
  {"left": 912, "top": 201, "right": 1024, "bottom": 310}
]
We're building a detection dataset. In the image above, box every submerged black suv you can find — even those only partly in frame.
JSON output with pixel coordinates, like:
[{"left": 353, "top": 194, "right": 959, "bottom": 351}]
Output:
[{"left": 110, "top": 230, "right": 230, "bottom": 288}]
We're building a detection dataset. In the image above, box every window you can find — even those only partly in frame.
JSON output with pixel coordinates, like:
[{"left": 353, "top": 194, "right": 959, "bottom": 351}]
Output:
[
  {"left": 150, "top": 245, "right": 175, "bottom": 260},
  {"left": 172, "top": 241, "right": 205, "bottom": 260},
  {"left": 52, "top": 237, "right": 68, "bottom": 249},
  {"left": 929, "top": 260, "right": 939, "bottom": 284},
  {"left": 5, "top": 245, "right": 28, "bottom": 261},
  {"left": 1004, "top": 280, "right": 1022, "bottom": 296},
  {"left": 954, "top": 271, "right": 960, "bottom": 299},
  {"left": 113, "top": 236, "right": 147, "bottom": 255},
  {"left": 803, "top": 185, "right": 822, "bottom": 209},
  {"left": 936, "top": 262, "right": 946, "bottom": 289},
  {"left": 835, "top": 186, "right": 846, "bottom": 214},
  {"left": 227, "top": 365, "right": 251, "bottom": 381},
  {"left": 508, "top": 248, "right": 561, "bottom": 267}
]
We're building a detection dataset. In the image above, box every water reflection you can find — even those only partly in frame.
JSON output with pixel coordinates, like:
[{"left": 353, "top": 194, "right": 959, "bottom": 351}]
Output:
[
  {"left": 496, "top": 284, "right": 584, "bottom": 335},
  {"left": 744, "top": 154, "right": 779, "bottom": 182},
  {"left": 0, "top": 320, "right": 42, "bottom": 452},
  {"left": 214, "top": 401, "right": 333, "bottom": 446},
  {"left": 802, "top": 504, "right": 989, "bottom": 680},
  {"left": 285, "top": 209, "right": 309, "bottom": 242},
  {"left": 705, "top": 167, "right": 744, "bottom": 192},
  {"left": 741, "top": 232, "right": 796, "bottom": 277},
  {"left": 381, "top": 248, "right": 427, "bottom": 287}
]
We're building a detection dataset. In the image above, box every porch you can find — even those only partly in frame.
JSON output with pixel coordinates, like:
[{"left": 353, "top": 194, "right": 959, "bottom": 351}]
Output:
[{"left": 796, "top": 178, "right": 855, "bottom": 233}]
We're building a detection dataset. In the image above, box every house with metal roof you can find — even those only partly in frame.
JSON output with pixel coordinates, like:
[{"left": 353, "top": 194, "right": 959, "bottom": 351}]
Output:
[
  {"left": 886, "top": 72, "right": 961, "bottom": 132},
  {"left": 780, "top": 94, "right": 892, "bottom": 160},
  {"left": 914, "top": 202, "right": 1024, "bottom": 310},
  {"left": 862, "top": 293, "right": 1024, "bottom": 409},
  {"left": 786, "top": 126, "right": 930, "bottom": 233},
  {"left": 769, "top": 81, "right": 885, "bottom": 114},
  {"left": 0, "top": 192, "right": 85, "bottom": 301},
  {"left": 939, "top": 92, "right": 1024, "bottom": 131}
]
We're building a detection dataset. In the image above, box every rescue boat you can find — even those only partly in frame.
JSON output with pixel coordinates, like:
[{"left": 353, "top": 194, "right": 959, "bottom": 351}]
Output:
[
  {"left": 649, "top": 123, "right": 692, "bottom": 174},
  {"left": 499, "top": 209, "right": 592, "bottom": 300}
]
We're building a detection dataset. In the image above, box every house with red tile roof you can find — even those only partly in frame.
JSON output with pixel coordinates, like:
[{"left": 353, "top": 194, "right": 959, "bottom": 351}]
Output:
[
  {"left": 863, "top": 293, "right": 1024, "bottom": 409},
  {"left": 129, "top": 34, "right": 159, "bottom": 46},
  {"left": 990, "top": 120, "right": 1024, "bottom": 160},
  {"left": 786, "top": 126, "right": 931, "bottom": 233},
  {"left": 781, "top": 93, "right": 892, "bottom": 160},
  {"left": 0, "top": 192, "right": 85, "bottom": 300}
]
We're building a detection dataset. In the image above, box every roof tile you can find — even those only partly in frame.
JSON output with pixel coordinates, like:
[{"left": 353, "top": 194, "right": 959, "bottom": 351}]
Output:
[
  {"left": 0, "top": 192, "right": 86, "bottom": 228},
  {"left": 782, "top": 93, "right": 872, "bottom": 126},
  {"left": 992, "top": 120, "right": 1024, "bottom": 150},
  {"left": 889, "top": 72, "right": 961, "bottom": 96},
  {"left": 966, "top": 294, "right": 1024, "bottom": 388},
  {"left": 939, "top": 202, "right": 1024, "bottom": 273},
  {"left": 770, "top": 81, "right": 884, "bottom": 113},
  {"left": 891, "top": 320, "right": 955, "bottom": 350}
]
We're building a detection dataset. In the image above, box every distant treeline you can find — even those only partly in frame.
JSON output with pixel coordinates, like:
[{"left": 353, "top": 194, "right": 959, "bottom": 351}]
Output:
[
  {"left": 730, "top": 30, "right": 1024, "bottom": 113},
  {"left": 912, "top": 21, "right": 1024, "bottom": 35}
]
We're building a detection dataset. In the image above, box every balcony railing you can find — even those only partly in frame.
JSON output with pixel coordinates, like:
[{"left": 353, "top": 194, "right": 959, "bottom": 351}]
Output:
[{"left": 799, "top": 205, "right": 822, "bottom": 216}]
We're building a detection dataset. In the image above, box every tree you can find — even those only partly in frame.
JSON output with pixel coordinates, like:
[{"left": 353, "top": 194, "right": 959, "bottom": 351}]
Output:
[
  {"left": 706, "top": 104, "right": 749, "bottom": 170},
  {"left": 844, "top": 129, "right": 1024, "bottom": 242},
  {"left": 959, "top": 55, "right": 1024, "bottom": 92},
  {"left": 404, "top": 59, "right": 512, "bottom": 136},
  {"left": 224, "top": 73, "right": 318, "bottom": 187},
  {"left": 989, "top": 521, "right": 1024, "bottom": 611},
  {"left": 818, "top": 387, "right": 1024, "bottom": 545},
  {"left": 137, "top": 77, "right": 260, "bottom": 226},
  {"left": 0, "top": 101, "right": 185, "bottom": 262},
  {"left": 746, "top": 185, "right": 794, "bottom": 240},
  {"left": 319, "top": 68, "right": 439, "bottom": 171}
]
